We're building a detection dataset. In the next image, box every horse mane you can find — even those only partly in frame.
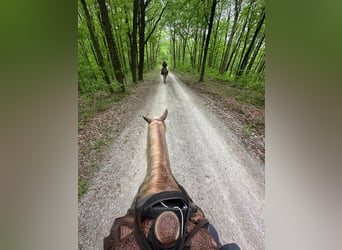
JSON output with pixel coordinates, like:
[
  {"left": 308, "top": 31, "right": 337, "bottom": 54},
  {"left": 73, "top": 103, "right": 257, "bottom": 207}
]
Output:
[{"left": 135, "top": 110, "right": 180, "bottom": 203}]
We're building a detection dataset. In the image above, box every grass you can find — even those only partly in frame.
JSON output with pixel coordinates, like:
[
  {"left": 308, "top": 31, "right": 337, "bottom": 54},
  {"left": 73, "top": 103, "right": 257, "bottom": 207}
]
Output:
[
  {"left": 78, "top": 73, "right": 155, "bottom": 199},
  {"left": 210, "top": 80, "right": 264, "bottom": 109},
  {"left": 93, "top": 133, "right": 113, "bottom": 150},
  {"left": 242, "top": 125, "right": 255, "bottom": 138},
  {"left": 78, "top": 82, "right": 130, "bottom": 198},
  {"left": 78, "top": 177, "right": 89, "bottom": 198},
  {"left": 174, "top": 65, "right": 264, "bottom": 109},
  {"left": 93, "top": 140, "right": 106, "bottom": 150},
  {"left": 78, "top": 87, "right": 129, "bottom": 131}
]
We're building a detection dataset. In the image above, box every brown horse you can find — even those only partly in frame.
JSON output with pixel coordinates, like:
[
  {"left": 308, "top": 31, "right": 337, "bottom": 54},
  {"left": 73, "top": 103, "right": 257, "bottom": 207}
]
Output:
[
  {"left": 161, "top": 67, "right": 168, "bottom": 83},
  {"left": 104, "top": 110, "right": 218, "bottom": 249}
]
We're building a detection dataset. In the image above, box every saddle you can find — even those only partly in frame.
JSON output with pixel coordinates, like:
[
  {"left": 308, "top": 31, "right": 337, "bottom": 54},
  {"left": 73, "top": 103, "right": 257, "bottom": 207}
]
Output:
[
  {"left": 104, "top": 191, "right": 218, "bottom": 249},
  {"left": 161, "top": 67, "right": 168, "bottom": 75}
]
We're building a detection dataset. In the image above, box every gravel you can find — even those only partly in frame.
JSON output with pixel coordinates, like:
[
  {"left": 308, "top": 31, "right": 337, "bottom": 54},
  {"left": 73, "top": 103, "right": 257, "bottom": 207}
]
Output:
[{"left": 78, "top": 72, "right": 265, "bottom": 250}]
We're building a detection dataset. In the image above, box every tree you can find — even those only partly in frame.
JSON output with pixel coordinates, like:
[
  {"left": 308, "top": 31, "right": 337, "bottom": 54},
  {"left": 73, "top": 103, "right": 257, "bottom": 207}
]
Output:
[
  {"left": 137, "top": 0, "right": 167, "bottom": 80},
  {"left": 78, "top": 0, "right": 265, "bottom": 96},
  {"left": 80, "top": 0, "right": 112, "bottom": 91},
  {"left": 199, "top": 0, "right": 218, "bottom": 82},
  {"left": 129, "top": 0, "right": 139, "bottom": 83},
  {"left": 236, "top": 9, "right": 265, "bottom": 78},
  {"left": 219, "top": 0, "right": 243, "bottom": 74},
  {"left": 246, "top": 34, "right": 264, "bottom": 73},
  {"left": 97, "top": 0, "right": 125, "bottom": 92}
]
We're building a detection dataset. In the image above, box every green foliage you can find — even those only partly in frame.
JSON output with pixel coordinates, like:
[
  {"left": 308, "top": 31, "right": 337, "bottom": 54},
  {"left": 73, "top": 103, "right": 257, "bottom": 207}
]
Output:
[
  {"left": 242, "top": 125, "right": 255, "bottom": 138},
  {"left": 93, "top": 140, "right": 107, "bottom": 150},
  {"left": 175, "top": 63, "right": 195, "bottom": 73},
  {"left": 176, "top": 62, "right": 264, "bottom": 109},
  {"left": 206, "top": 70, "right": 265, "bottom": 108},
  {"left": 78, "top": 123, "right": 84, "bottom": 130},
  {"left": 158, "top": 0, "right": 265, "bottom": 85},
  {"left": 78, "top": 177, "right": 89, "bottom": 198}
]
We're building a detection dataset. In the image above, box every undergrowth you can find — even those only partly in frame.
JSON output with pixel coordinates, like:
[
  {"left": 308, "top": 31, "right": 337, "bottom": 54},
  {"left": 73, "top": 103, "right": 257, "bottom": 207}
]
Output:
[
  {"left": 78, "top": 72, "right": 155, "bottom": 199},
  {"left": 78, "top": 80, "right": 133, "bottom": 131},
  {"left": 174, "top": 65, "right": 265, "bottom": 109}
]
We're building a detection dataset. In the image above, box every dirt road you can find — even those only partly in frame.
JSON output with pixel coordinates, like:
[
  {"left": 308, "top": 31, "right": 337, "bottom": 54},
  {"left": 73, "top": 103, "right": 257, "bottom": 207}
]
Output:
[{"left": 78, "top": 72, "right": 265, "bottom": 249}]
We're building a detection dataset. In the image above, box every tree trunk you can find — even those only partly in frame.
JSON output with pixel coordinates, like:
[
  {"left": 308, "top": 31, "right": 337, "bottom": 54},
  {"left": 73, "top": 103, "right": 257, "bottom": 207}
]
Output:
[
  {"left": 219, "top": 0, "right": 242, "bottom": 74},
  {"left": 226, "top": 6, "right": 250, "bottom": 74},
  {"left": 236, "top": 11, "right": 265, "bottom": 78},
  {"left": 80, "top": 0, "right": 112, "bottom": 90},
  {"left": 131, "top": 0, "right": 139, "bottom": 83},
  {"left": 79, "top": 40, "right": 98, "bottom": 81},
  {"left": 208, "top": 3, "right": 222, "bottom": 68},
  {"left": 197, "top": 28, "right": 206, "bottom": 73},
  {"left": 236, "top": 7, "right": 254, "bottom": 72},
  {"left": 199, "top": 0, "right": 218, "bottom": 82},
  {"left": 144, "top": 2, "right": 167, "bottom": 44},
  {"left": 192, "top": 26, "right": 198, "bottom": 68},
  {"left": 258, "top": 59, "right": 265, "bottom": 75},
  {"left": 246, "top": 34, "right": 264, "bottom": 73},
  {"left": 182, "top": 37, "right": 187, "bottom": 65},
  {"left": 97, "top": 0, "right": 125, "bottom": 92},
  {"left": 219, "top": 18, "right": 230, "bottom": 71},
  {"left": 172, "top": 28, "right": 176, "bottom": 69},
  {"left": 255, "top": 53, "right": 265, "bottom": 74},
  {"left": 124, "top": 4, "right": 133, "bottom": 77},
  {"left": 138, "top": 0, "right": 146, "bottom": 80},
  {"left": 179, "top": 39, "right": 182, "bottom": 64},
  {"left": 227, "top": 24, "right": 244, "bottom": 74},
  {"left": 118, "top": 34, "right": 127, "bottom": 74}
]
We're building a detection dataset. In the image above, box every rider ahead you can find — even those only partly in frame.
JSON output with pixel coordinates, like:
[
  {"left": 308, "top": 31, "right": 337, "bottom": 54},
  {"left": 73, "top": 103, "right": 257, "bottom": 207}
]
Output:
[
  {"left": 161, "top": 61, "right": 168, "bottom": 83},
  {"left": 161, "top": 61, "right": 168, "bottom": 74},
  {"left": 162, "top": 60, "right": 168, "bottom": 69}
]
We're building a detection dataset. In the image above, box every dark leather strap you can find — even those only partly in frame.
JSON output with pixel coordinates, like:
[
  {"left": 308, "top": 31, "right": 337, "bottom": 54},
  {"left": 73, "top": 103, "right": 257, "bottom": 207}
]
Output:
[
  {"left": 134, "top": 208, "right": 152, "bottom": 250},
  {"left": 182, "top": 219, "right": 210, "bottom": 247}
]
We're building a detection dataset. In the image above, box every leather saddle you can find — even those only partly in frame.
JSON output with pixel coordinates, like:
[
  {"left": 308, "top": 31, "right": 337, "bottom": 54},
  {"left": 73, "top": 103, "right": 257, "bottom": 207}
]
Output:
[{"left": 104, "top": 191, "right": 218, "bottom": 250}]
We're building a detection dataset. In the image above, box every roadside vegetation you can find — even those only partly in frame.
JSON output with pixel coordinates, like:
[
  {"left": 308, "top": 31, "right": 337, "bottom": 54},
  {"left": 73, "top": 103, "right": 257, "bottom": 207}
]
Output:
[
  {"left": 78, "top": 0, "right": 265, "bottom": 198},
  {"left": 177, "top": 65, "right": 264, "bottom": 108},
  {"left": 175, "top": 68, "right": 265, "bottom": 162}
]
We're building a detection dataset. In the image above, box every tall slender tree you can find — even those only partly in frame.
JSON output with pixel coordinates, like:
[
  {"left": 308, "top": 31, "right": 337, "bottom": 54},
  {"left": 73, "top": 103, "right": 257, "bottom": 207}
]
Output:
[
  {"left": 236, "top": 10, "right": 265, "bottom": 78},
  {"left": 78, "top": 0, "right": 265, "bottom": 95},
  {"left": 246, "top": 34, "right": 264, "bottom": 73},
  {"left": 80, "top": 0, "right": 112, "bottom": 91},
  {"left": 131, "top": 0, "right": 139, "bottom": 82},
  {"left": 199, "top": 0, "right": 218, "bottom": 81},
  {"left": 97, "top": 0, "right": 125, "bottom": 92},
  {"left": 219, "top": 0, "right": 242, "bottom": 74}
]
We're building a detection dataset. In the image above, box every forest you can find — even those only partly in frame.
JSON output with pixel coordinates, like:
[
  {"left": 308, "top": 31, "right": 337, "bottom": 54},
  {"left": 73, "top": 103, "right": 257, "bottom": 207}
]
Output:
[{"left": 78, "top": 0, "right": 265, "bottom": 116}]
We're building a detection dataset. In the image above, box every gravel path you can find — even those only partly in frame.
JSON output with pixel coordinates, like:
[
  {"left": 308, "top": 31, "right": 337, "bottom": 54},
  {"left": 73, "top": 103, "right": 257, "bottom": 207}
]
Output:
[{"left": 78, "top": 72, "right": 265, "bottom": 250}]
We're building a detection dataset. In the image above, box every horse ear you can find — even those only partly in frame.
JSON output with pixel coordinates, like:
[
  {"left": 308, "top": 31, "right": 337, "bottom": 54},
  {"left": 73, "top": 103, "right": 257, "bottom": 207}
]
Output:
[
  {"left": 143, "top": 116, "right": 152, "bottom": 124},
  {"left": 160, "top": 109, "right": 168, "bottom": 121}
]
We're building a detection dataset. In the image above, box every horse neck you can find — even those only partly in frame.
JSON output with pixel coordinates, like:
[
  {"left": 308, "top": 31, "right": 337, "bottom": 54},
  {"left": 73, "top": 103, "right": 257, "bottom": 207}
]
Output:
[
  {"left": 136, "top": 120, "right": 180, "bottom": 202},
  {"left": 147, "top": 121, "right": 172, "bottom": 175}
]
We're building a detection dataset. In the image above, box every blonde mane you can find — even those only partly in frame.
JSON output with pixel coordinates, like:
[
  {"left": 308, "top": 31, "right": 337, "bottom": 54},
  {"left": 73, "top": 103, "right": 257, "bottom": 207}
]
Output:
[{"left": 135, "top": 110, "right": 181, "bottom": 203}]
